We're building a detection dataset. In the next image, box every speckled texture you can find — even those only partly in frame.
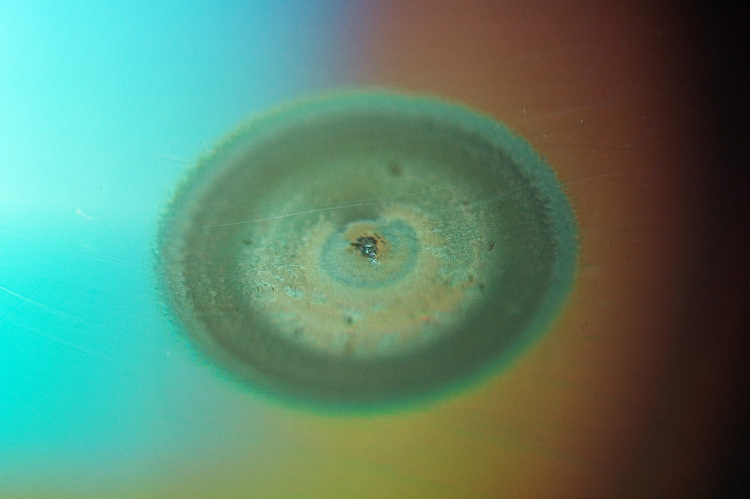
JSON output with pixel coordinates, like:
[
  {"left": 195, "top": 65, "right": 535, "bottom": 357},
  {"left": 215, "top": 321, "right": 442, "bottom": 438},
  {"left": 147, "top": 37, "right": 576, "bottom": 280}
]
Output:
[{"left": 157, "top": 92, "right": 578, "bottom": 408}]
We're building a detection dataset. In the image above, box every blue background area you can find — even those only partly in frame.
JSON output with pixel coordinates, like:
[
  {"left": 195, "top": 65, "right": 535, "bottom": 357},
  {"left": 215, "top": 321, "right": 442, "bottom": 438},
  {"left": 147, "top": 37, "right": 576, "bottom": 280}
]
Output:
[{"left": 0, "top": 1, "right": 362, "bottom": 494}]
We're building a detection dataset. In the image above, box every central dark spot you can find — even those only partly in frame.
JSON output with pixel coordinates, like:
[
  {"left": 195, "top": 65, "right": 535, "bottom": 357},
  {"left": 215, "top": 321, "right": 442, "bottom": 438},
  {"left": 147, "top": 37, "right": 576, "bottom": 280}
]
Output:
[
  {"left": 388, "top": 161, "right": 403, "bottom": 177},
  {"left": 352, "top": 236, "right": 379, "bottom": 262}
]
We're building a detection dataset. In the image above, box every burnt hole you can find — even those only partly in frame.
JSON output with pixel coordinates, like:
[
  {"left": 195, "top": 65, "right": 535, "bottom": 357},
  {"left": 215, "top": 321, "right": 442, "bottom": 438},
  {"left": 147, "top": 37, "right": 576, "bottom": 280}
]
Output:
[{"left": 351, "top": 236, "right": 379, "bottom": 261}]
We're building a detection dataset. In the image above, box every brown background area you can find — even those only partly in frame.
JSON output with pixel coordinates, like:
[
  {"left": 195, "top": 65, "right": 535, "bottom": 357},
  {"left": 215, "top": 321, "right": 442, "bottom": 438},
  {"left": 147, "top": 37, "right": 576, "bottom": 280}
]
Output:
[{"left": 341, "top": 0, "right": 748, "bottom": 495}]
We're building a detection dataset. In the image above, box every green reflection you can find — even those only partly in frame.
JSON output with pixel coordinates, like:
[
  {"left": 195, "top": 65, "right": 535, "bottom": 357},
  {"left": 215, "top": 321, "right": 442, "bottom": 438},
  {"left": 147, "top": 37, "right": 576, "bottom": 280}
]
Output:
[{"left": 157, "top": 92, "right": 578, "bottom": 409}]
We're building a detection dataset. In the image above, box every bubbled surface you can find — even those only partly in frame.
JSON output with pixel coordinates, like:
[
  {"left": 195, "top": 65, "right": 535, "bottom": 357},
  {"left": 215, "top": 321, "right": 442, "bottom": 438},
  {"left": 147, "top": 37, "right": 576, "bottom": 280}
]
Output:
[{"left": 157, "top": 93, "right": 578, "bottom": 407}]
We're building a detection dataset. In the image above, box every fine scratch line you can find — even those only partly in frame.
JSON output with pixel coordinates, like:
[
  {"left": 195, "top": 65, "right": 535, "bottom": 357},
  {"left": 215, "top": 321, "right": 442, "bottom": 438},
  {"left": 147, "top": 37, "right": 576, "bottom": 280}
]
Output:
[
  {"left": 200, "top": 178, "right": 495, "bottom": 229},
  {"left": 201, "top": 201, "right": 375, "bottom": 229}
]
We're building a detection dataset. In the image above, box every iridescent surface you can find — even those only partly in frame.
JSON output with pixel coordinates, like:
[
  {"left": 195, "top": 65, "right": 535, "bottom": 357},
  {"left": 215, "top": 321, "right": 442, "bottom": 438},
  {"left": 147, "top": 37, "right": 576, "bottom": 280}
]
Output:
[
  {"left": 157, "top": 93, "right": 578, "bottom": 407},
  {"left": 2, "top": 1, "right": 745, "bottom": 496}
]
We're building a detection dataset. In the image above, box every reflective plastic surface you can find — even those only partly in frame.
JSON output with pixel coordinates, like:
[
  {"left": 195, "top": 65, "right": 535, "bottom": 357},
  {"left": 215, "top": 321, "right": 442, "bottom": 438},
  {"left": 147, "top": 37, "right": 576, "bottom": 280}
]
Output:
[
  {"left": 157, "top": 93, "right": 578, "bottom": 408},
  {"left": 1, "top": 1, "right": 747, "bottom": 496}
]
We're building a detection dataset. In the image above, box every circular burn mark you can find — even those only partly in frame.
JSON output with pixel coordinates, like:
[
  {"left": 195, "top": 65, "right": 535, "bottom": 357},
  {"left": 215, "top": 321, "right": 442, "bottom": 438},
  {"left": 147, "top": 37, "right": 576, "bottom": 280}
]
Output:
[{"left": 156, "top": 92, "right": 578, "bottom": 409}]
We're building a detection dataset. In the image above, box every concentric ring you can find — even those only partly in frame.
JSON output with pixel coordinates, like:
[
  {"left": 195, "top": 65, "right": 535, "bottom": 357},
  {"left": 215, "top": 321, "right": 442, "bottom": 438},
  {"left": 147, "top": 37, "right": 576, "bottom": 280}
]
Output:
[{"left": 156, "top": 92, "right": 578, "bottom": 408}]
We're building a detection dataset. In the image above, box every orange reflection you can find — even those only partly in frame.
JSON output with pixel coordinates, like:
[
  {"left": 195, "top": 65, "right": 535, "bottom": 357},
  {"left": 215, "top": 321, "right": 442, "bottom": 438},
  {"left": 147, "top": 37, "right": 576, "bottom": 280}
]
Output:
[
  {"left": 346, "top": 1, "right": 743, "bottom": 496},
  {"left": 234, "top": 1, "right": 743, "bottom": 497},
  {"left": 145, "top": 2, "right": 746, "bottom": 497}
]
